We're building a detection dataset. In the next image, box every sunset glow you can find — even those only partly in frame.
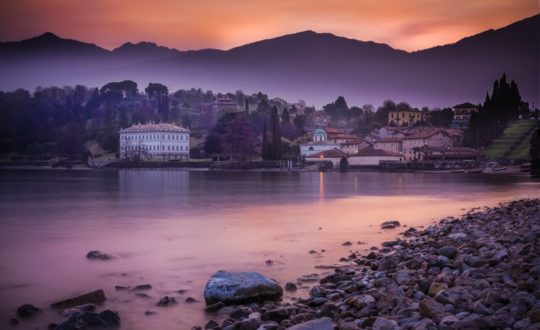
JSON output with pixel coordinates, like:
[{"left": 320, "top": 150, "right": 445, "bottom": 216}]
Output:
[{"left": 0, "top": 0, "right": 537, "bottom": 51}]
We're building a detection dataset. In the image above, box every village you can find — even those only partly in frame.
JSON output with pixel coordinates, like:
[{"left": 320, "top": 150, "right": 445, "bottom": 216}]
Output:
[{"left": 114, "top": 92, "right": 534, "bottom": 173}]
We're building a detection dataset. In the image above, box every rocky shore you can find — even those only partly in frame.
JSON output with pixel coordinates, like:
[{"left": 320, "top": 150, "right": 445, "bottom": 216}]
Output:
[
  {"left": 195, "top": 198, "right": 540, "bottom": 329},
  {"left": 8, "top": 199, "right": 540, "bottom": 329}
]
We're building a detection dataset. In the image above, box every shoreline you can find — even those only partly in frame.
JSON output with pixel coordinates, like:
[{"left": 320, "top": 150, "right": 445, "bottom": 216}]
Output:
[
  {"left": 3, "top": 197, "right": 539, "bottom": 329},
  {"left": 0, "top": 164, "right": 532, "bottom": 176},
  {"left": 192, "top": 198, "right": 540, "bottom": 329}
]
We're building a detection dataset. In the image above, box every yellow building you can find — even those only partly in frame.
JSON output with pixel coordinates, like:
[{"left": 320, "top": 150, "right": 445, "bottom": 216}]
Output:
[{"left": 388, "top": 110, "right": 423, "bottom": 127}]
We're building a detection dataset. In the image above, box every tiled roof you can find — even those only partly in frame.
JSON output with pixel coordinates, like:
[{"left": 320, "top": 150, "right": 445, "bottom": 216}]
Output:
[
  {"left": 374, "top": 138, "right": 403, "bottom": 143},
  {"left": 120, "top": 123, "right": 189, "bottom": 133},
  {"left": 306, "top": 148, "right": 348, "bottom": 159}
]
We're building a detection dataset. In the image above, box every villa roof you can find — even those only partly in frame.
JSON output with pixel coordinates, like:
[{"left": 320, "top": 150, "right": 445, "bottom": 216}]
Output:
[
  {"left": 120, "top": 123, "right": 189, "bottom": 133},
  {"left": 374, "top": 138, "right": 403, "bottom": 144},
  {"left": 306, "top": 148, "right": 348, "bottom": 159},
  {"left": 453, "top": 102, "right": 478, "bottom": 109},
  {"left": 403, "top": 128, "right": 450, "bottom": 140}
]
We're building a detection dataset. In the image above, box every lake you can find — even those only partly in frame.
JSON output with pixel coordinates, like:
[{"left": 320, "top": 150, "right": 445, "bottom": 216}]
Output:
[{"left": 0, "top": 169, "right": 538, "bottom": 329}]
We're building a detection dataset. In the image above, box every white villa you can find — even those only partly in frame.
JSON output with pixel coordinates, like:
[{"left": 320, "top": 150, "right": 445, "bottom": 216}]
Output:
[
  {"left": 119, "top": 123, "right": 190, "bottom": 161},
  {"left": 300, "top": 128, "right": 340, "bottom": 157}
]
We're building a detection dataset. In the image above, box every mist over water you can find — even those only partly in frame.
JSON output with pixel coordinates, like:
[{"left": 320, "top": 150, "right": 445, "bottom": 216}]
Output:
[{"left": 0, "top": 170, "right": 538, "bottom": 328}]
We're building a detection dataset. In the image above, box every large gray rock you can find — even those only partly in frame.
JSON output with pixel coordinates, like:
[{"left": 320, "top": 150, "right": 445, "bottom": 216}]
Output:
[
  {"left": 288, "top": 317, "right": 333, "bottom": 330},
  {"left": 204, "top": 271, "right": 283, "bottom": 305}
]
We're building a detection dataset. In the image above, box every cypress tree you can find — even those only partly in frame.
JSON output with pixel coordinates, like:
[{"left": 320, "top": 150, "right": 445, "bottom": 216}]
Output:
[
  {"left": 262, "top": 121, "right": 269, "bottom": 160},
  {"left": 271, "top": 106, "right": 281, "bottom": 160}
]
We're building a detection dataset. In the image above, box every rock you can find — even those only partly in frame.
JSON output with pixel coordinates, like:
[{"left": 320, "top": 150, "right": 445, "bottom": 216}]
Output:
[
  {"left": 372, "top": 317, "right": 399, "bottom": 330},
  {"left": 437, "top": 246, "right": 458, "bottom": 259},
  {"left": 288, "top": 317, "right": 333, "bottom": 330},
  {"left": 204, "top": 271, "right": 283, "bottom": 305},
  {"left": 144, "top": 310, "right": 157, "bottom": 316},
  {"left": 394, "top": 270, "right": 412, "bottom": 285},
  {"left": 16, "top": 304, "right": 42, "bottom": 318},
  {"left": 86, "top": 250, "right": 113, "bottom": 260},
  {"left": 156, "top": 296, "right": 177, "bottom": 306},
  {"left": 440, "top": 314, "right": 459, "bottom": 326},
  {"left": 428, "top": 282, "right": 448, "bottom": 297},
  {"left": 55, "top": 309, "right": 120, "bottom": 330},
  {"left": 265, "top": 259, "right": 274, "bottom": 265},
  {"left": 131, "top": 284, "right": 152, "bottom": 291},
  {"left": 381, "top": 221, "right": 401, "bottom": 229},
  {"left": 342, "top": 241, "right": 353, "bottom": 246},
  {"left": 261, "top": 307, "right": 291, "bottom": 322},
  {"left": 204, "top": 301, "right": 225, "bottom": 313},
  {"left": 135, "top": 292, "right": 151, "bottom": 299},
  {"left": 448, "top": 232, "right": 467, "bottom": 240},
  {"left": 419, "top": 297, "right": 447, "bottom": 324},
  {"left": 285, "top": 282, "right": 298, "bottom": 291},
  {"left": 185, "top": 297, "right": 198, "bottom": 303},
  {"left": 10, "top": 318, "right": 18, "bottom": 325},
  {"left": 205, "top": 320, "right": 220, "bottom": 329},
  {"left": 51, "top": 289, "right": 106, "bottom": 309}
]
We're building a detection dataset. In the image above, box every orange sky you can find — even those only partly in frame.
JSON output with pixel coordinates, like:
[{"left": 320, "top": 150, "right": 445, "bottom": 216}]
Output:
[{"left": 0, "top": 0, "right": 537, "bottom": 51}]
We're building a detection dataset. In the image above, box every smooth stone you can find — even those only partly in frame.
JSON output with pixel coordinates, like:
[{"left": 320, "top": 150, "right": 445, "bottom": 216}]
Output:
[
  {"left": 381, "top": 221, "right": 401, "bottom": 229},
  {"left": 156, "top": 296, "right": 177, "bottom": 306},
  {"left": 51, "top": 290, "right": 106, "bottom": 309},
  {"left": 285, "top": 282, "right": 298, "bottom": 291},
  {"left": 437, "top": 246, "right": 458, "bottom": 259},
  {"left": 373, "top": 317, "right": 398, "bottom": 330},
  {"left": 16, "top": 304, "right": 42, "bottom": 318},
  {"left": 288, "top": 317, "right": 333, "bottom": 330},
  {"left": 204, "top": 271, "right": 283, "bottom": 305},
  {"left": 86, "top": 250, "right": 113, "bottom": 260},
  {"left": 55, "top": 309, "right": 120, "bottom": 330}
]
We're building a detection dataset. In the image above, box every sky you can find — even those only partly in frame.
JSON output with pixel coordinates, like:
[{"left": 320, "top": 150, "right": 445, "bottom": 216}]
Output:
[{"left": 0, "top": 0, "right": 537, "bottom": 52}]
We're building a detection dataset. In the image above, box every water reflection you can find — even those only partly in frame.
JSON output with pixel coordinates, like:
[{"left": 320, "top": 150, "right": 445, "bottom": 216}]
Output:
[{"left": 0, "top": 170, "right": 538, "bottom": 329}]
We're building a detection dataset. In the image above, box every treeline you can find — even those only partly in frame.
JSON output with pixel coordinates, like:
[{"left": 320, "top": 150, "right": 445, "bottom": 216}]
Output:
[{"left": 463, "top": 74, "right": 531, "bottom": 148}]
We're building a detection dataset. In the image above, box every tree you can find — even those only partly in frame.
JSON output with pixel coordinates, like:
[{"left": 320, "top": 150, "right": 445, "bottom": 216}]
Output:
[
  {"left": 181, "top": 114, "right": 192, "bottom": 128},
  {"left": 282, "top": 108, "right": 290, "bottom": 123},
  {"left": 270, "top": 106, "right": 282, "bottom": 160},
  {"left": 221, "top": 114, "right": 258, "bottom": 161},
  {"left": 464, "top": 74, "right": 524, "bottom": 148},
  {"left": 204, "top": 134, "right": 222, "bottom": 159},
  {"left": 145, "top": 83, "right": 168, "bottom": 98},
  {"left": 261, "top": 121, "right": 270, "bottom": 160},
  {"left": 376, "top": 100, "right": 396, "bottom": 125}
]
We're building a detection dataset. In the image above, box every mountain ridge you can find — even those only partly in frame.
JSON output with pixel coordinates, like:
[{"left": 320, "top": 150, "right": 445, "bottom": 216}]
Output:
[{"left": 0, "top": 14, "right": 538, "bottom": 107}]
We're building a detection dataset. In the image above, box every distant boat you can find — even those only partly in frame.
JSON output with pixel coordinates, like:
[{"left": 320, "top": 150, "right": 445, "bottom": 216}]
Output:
[{"left": 483, "top": 162, "right": 508, "bottom": 173}]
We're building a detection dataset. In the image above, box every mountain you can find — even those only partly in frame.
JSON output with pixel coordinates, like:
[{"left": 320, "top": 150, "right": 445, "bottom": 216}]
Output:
[
  {"left": 112, "top": 42, "right": 183, "bottom": 61},
  {"left": 0, "top": 15, "right": 538, "bottom": 107}
]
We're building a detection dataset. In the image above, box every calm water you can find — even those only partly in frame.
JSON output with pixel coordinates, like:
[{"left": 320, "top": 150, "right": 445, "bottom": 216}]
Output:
[{"left": 0, "top": 169, "right": 539, "bottom": 329}]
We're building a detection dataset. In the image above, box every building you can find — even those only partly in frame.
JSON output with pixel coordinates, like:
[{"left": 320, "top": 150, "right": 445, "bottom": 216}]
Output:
[
  {"left": 452, "top": 103, "right": 478, "bottom": 129},
  {"left": 402, "top": 129, "right": 454, "bottom": 161},
  {"left": 300, "top": 128, "right": 340, "bottom": 157},
  {"left": 388, "top": 109, "right": 424, "bottom": 127},
  {"left": 373, "top": 138, "right": 403, "bottom": 155},
  {"left": 119, "top": 123, "right": 190, "bottom": 161},
  {"left": 348, "top": 147, "right": 403, "bottom": 166},
  {"left": 305, "top": 148, "right": 348, "bottom": 167},
  {"left": 416, "top": 146, "right": 479, "bottom": 162}
]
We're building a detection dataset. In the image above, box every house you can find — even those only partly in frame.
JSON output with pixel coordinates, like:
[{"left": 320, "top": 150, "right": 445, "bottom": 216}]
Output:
[
  {"left": 376, "top": 126, "right": 407, "bottom": 139},
  {"left": 373, "top": 138, "right": 403, "bottom": 154},
  {"left": 388, "top": 109, "right": 424, "bottom": 127},
  {"left": 305, "top": 148, "right": 348, "bottom": 167},
  {"left": 452, "top": 103, "right": 478, "bottom": 129},
  {"left": 402, "top": 129, "right": 454, "bottom": 161},
  {"left": 300, "top": 128, "right": 340, "bottom": 157},
  {"left": 348, "top": 147, "right": 403, "bottom": 166},
  {"left": 119, "top": 123, "right": 190, "bottom": 160}
]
